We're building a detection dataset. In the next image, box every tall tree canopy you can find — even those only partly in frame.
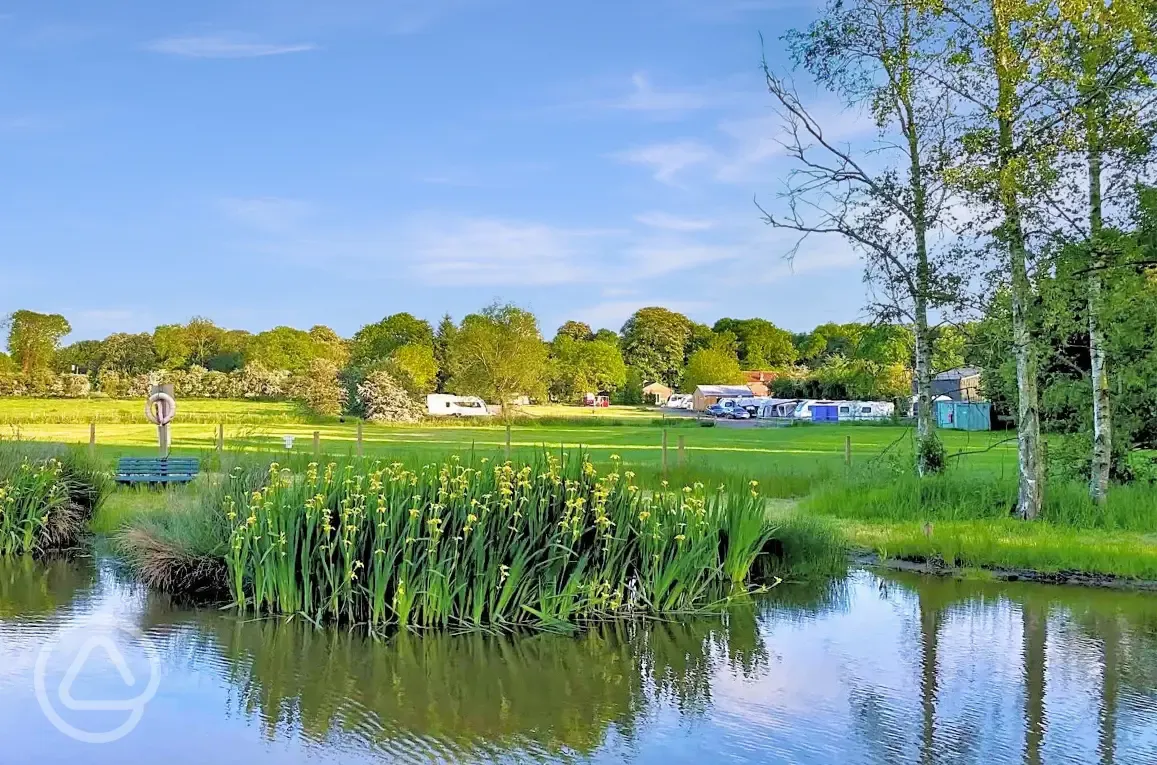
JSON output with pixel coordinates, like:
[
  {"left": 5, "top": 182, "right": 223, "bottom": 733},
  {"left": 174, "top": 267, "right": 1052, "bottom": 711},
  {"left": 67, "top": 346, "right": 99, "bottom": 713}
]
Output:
[
  {"left": 680, "top": 338, "right": 745, "bottom": 392},
  {"left": 619, "top": 307, "right": 694, "bottom": 386},
  {"left": 549, "top": 336, "right": 627, "bottom": 401},
  {"left": 5, "top": 310, "right": 71, "bottom": 374},
  {"left": 447, "top": 303, "right": 549, "bottom": 410},
  {"left": 554, "top": 321, "right": 594, "bottom": 342},
  {"left": 351, "top": 313, "right": 434, "bottom": 365},
  {"left": 713, "top": 318, "right": 799, "bottom": 367}
]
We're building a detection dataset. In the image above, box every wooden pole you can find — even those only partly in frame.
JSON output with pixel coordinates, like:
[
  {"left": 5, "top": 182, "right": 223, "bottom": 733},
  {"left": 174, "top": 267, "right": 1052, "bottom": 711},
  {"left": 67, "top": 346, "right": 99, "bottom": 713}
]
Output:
[
  {"left": 662, "top": 429, "right": 669, "bottom": 474},
  {"left": 845, "top": 435, "right": 852, "bottom": 467},
  {"left": 313, "top": 430, "right": 321, "bottom": 457},
  {"left": 216, "top": 423, "right": 224, "bottom": 452},
  {"left": 88, "top": 422, "right": 96, "bottom": 458},
  {"left": 357, "top": 420, "right": 364, "bottom": 458},
  {"left": 677, "top": 434, "right": 686, "bottom": 466},
  {"left": 505, "top": 422, "right": 512, "bottom": 460}
]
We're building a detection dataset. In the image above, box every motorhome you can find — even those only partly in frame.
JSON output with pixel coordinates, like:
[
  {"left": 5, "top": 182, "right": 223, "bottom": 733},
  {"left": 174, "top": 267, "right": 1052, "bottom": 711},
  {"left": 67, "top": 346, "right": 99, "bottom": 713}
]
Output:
[{"left": 426, "top": 394, "right": 492, "bottom": 417}]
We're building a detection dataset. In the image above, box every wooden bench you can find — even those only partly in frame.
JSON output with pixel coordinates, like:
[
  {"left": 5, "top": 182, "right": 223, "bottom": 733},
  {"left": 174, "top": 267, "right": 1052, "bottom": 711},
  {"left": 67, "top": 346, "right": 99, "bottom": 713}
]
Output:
[{"left": 115, "top": 457, "right": 200, "bottom": 485}]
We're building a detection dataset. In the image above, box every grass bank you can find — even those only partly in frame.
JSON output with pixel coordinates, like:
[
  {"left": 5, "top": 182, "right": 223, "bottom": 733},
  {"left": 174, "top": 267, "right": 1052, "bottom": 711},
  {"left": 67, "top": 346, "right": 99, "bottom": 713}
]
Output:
[{"left": 804, "top": 471, "right": 1157, "bottom": 580}]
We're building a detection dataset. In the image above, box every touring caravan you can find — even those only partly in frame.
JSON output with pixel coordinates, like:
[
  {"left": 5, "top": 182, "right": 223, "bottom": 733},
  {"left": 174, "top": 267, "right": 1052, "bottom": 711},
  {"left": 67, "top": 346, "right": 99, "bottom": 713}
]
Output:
[
  {"left": 837, "top": 401, "right": 896, "bottom": 421},
  {"left": 664, "top": 393, "right": 693, "bottom": 410},
  {"left": 426, "top": 394, "right": 492, "bottom": 417}
]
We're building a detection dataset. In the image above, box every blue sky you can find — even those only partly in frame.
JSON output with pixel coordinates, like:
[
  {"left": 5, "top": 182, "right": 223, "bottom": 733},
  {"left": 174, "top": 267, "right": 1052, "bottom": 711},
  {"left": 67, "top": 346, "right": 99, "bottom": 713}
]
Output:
[{"left": 0, "top": 0, "right": 872, "bottom": 343}]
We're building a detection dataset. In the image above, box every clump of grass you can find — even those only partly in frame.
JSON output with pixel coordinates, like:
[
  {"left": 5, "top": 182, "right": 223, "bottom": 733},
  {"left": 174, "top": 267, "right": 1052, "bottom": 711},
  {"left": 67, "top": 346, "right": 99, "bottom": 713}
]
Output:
[
  {"left": 115, "top": 463, "right": 266, "bottom": 594},
  {"left": 759, "top": 510, "right": 848, "bottom": 581},
  {"left": 219, "top": 452, "right": 781, "bottom": 631},
  {"left": 0, "top": 440, "right": 110, "bottom": 555}
]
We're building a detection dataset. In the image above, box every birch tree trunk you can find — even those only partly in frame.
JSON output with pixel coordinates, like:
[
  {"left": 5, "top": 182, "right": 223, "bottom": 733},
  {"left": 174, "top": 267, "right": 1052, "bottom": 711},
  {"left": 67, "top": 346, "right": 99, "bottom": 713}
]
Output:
[
  {"left": 993, "top": 0, "right": 1044, "bottom": 520},
  {"left": 1085, "top": 108, "right": 1112, "bottom": 503}
]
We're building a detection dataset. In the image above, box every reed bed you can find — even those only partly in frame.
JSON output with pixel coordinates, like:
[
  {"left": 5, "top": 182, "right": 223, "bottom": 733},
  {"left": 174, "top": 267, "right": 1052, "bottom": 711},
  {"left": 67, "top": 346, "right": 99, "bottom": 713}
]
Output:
[
  {"left": 223, "top": 452, "right": 779, "bottom": 630},
  {"left": 0, "top": 441, "right": 110, "bottom": 555}
]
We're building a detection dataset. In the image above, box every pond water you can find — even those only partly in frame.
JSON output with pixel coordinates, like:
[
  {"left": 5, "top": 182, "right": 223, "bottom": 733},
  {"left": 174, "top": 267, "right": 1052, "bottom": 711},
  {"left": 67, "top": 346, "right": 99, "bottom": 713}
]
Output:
[{"left": 1, "top": 558, "right": 1155, "bottom": 764}]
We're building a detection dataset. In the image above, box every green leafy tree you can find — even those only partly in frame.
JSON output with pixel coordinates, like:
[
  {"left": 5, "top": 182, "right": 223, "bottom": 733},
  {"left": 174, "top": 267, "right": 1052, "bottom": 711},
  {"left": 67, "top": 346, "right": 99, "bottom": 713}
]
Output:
[
  {"left": 54, "top": 339, "right": 105, "bottom": 374},
  {"left": 433, "top": 314, "right": 456, "bottom": 393},
  {"left": 619, "top": 307, "right": 694, "bottom": 386},
  {"left": 554, "top": 321, "right": 594, "bottom": 342},
  {"left": 308, "top": 325, "right": 349, "bottom": 366},
  {"left": 593, "top": 328, "right": 619, "bottom": 344},
  {"left": 351, "top": 313, "right": 434, "bottom": 365},
  {"left": 680, "top": 339, "right": 745, "bottom": 392},
  {"left": 549, "top": 336, "right": 627, "bottom": 402},
  {"left": 713, "top": 318, "right": 798, "bottom": 368},
  {"left": 289, "top": 358, "right": 347, "bottom": 417},
  {"left": 5, "top": 310, "right": 71, "bottom": 374},
  {"left": 385, "top": 343, "right": 440, "bottom": 394},
  {"left": 153, "top": 324, "right": 190, "bottom": 369},
  {"left": 208, "top": 329, "right": 252, "bottom": 372},
  {"left": 184, "top": 316, "right": 224, "bottom": 368},
  {"left": 0, "top": 352, "right": 13, "bottom": 374},
  {"left": 101, "top": 333, "right": 157, "bottom": 375},
  {"left": 447, "top": 303, "right": 549, "bottom": 413},
  {"left": 247, "top": 326, "right": 318, "bottom": 373}
]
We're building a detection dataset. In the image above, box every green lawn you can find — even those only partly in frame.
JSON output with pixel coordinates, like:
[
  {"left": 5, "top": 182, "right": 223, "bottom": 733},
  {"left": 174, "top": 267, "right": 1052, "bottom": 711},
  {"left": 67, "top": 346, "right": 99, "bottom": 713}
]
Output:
[{"left": 4, "top": 410, "right": 1019, "bottom": 477}]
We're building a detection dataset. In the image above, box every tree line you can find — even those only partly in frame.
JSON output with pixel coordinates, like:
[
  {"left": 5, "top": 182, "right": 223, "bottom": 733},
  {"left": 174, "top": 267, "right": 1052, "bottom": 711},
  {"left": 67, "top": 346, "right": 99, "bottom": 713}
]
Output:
[
  {"left": 0, "top": 306, "right": 975, "bottom": 414},
  {"left": 762, "top": 0, "right": 1157, "bottom": 511}
]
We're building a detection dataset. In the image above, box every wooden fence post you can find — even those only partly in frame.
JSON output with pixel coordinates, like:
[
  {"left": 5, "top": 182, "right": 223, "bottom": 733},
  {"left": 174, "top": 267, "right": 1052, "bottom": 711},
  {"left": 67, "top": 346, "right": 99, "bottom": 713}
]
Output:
[
  {"left": 505, "top": 422, "right": 512, "bottom": 460},
  {"left": 662, "top": 429, "right": 669, "bottom": 475},
  {"left": 216, "top": 423, "right": 224, "bottom": 452},
  {"left": 89, "top": 423, "right": 96, "bottom": 458},
  {"left": 844, "top": 435, "right": 852, "bottom": 467},
  {"left": 313, "top": 431, "right": 321, "bottom": 457},
  {"left": 677, "top": 435, "right": 686, "bottom": 466},
  {"left": 357, "top": 420, "right": 364, "bottom": 458}
]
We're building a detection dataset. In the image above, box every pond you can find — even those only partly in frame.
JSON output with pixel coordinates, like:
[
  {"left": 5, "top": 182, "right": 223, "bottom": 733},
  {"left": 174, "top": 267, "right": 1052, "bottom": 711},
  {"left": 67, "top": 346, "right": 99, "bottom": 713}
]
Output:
[{"left": 1, "top": 558, "right": 1154, "bottom": 764}]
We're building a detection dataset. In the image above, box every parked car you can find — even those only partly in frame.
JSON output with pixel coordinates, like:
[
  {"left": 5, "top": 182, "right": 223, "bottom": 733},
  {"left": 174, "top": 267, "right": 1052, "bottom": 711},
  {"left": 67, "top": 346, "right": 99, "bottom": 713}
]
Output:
[
  {"left": 729, "top": 408, "right": 751, "bottom": 420},
  {"left": 706, "top": 404, "right": 729, "bottom": 418}
]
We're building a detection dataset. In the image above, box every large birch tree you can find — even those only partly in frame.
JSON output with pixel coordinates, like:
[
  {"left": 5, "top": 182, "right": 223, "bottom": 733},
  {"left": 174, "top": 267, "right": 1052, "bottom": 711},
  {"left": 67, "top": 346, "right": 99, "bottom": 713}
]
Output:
[{"left": 762, "top": 0, "right": 962, "bottom": 475}]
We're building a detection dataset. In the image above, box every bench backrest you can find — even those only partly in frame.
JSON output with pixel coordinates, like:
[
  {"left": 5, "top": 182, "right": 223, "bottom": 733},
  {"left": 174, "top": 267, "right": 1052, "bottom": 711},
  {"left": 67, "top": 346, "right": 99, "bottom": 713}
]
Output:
[{"left": 117, "top": 458, "right": 200, "bottom": 474}]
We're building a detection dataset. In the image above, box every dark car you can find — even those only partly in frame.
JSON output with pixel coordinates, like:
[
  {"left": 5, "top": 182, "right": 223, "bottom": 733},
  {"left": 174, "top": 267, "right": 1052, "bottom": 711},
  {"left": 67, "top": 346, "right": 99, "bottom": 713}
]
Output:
[{"left": 706, "top": 404, "right": 729, "bottom": 418}]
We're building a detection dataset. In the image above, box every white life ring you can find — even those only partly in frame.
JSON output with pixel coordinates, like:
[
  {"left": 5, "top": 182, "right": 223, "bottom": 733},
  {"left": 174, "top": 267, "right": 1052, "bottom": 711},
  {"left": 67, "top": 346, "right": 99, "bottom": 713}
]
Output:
[{"left": 145, "top": 392, "right": 177, "bottom": 426}]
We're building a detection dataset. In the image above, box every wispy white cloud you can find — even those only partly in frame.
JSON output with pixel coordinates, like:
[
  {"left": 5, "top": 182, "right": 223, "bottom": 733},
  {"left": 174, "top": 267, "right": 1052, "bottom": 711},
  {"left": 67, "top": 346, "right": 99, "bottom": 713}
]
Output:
[
  {"left": 634, "top": 211, "right": 716, "bottom": 232},
  {"left": 146, "top": 34, "right": 317, "bottom": 59},
  {"left": 613, "top": 140, "right": 717, "bottom": 185},
  {"left": 408, "top": 219, "right": 602, "bottom": 286},
  {"left": 219, "top": 197, "right": 312, "bottom": 234}
]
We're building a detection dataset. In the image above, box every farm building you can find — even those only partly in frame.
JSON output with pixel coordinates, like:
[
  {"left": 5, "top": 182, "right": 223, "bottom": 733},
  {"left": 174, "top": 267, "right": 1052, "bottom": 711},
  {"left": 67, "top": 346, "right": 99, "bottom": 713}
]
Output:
[
  {"left": 931, "top": 367, "right": 983, "bottom": 402},
  {"left": 742, "top": 371, "right": 777, "bottom": 397},
  {"left": 642, "top": 382, "right": 674, "bottom": 405},
  {"left": 692, "top": 385, "right": 755, "bottom": 411}
]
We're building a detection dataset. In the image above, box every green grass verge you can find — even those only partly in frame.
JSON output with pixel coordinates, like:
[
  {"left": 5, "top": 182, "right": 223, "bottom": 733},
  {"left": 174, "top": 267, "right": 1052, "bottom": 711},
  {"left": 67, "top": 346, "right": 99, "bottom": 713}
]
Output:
[{"left": 843, "top": 520, "right": 1157, "bottom": 580}]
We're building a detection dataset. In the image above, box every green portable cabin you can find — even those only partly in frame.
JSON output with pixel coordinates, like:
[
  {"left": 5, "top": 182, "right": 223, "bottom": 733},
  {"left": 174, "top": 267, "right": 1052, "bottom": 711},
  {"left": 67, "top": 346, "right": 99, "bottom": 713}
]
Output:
[{"left": 935, "top": 400, "right": 992, "bottom": 431}]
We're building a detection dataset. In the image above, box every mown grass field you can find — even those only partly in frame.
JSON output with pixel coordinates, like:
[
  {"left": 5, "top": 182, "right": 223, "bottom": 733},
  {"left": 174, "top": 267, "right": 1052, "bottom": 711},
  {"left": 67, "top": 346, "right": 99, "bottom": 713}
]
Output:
[
  {"left": 0, "top": 397, "right": 1019, "bottom": 477},
  {"left": 7, "top": 396, "right": 1155, "bottom": 582}
]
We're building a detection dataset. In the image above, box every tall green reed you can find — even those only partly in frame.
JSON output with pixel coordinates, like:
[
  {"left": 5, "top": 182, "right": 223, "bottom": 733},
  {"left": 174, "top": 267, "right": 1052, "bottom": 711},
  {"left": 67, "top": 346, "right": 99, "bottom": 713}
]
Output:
[{"left": 224, "top": 452, "right": 779, "bottom": 631}]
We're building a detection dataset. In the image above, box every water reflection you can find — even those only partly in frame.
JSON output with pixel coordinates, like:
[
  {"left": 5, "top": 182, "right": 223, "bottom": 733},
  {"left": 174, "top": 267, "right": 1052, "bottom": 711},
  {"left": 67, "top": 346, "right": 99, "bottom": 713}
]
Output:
[{"left": 1, "top": 559, "right": 1155, "bottom": 764}]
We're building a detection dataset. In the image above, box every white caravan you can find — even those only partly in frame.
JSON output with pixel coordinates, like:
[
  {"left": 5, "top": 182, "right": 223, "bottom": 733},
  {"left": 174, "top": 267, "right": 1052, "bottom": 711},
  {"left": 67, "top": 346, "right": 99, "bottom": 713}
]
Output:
[
  {"left": 836, "top": 401, "right": 896, "bottom": 421},
  {"left": 426, "top": 394, "right": 492, "bottom": 417},
  {"left": 664, "top": 393, "right": 693, "bottom": 410}
]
